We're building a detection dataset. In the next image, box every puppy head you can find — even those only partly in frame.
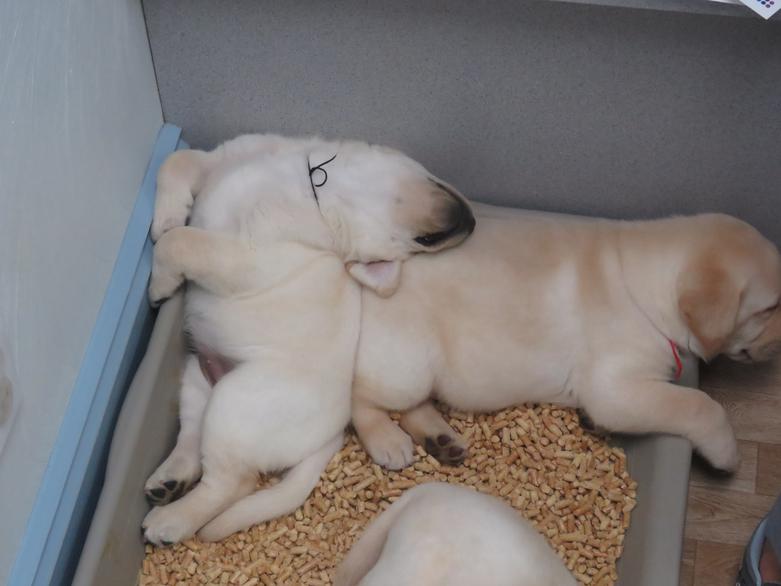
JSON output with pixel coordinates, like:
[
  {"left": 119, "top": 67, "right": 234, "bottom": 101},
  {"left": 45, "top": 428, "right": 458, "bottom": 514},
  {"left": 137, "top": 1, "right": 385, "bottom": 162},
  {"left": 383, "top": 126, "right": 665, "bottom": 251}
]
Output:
[
  {"left": 677, "top": 215, "right": 781, "bottom": 362},
  {"left": 311, "top": 142, "right": 475, "bottom": 296}
]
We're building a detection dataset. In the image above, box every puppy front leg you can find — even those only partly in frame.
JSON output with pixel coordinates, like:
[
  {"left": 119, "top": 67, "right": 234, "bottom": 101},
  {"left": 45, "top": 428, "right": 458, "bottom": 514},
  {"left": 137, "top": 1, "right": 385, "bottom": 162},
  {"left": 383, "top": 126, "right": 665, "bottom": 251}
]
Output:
[
  {"left": 149, "top": 227, "right": 261, "bottom": 304},
  {"left": 352, "top": 396, "right": 415, "bottom": 470},
  {"left": 399, "top": 401, "right": 468, "bottom": 466},
  {"left": 152, "top": 149, "right": 213, "bottom": 241},
  {"left": 152, "top": 134, "right": 310, "bottom": 241},
  {"left": 145, "top": 355, "right": 210, "bottom": 505},
  {"left": 580, "top": 379, "right": 739, "bottom": 473}
]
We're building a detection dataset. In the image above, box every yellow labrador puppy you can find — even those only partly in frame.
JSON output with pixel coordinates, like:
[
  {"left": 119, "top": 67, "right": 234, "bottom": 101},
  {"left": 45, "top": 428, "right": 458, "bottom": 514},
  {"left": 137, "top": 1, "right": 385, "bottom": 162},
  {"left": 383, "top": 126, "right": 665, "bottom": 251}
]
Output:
[
  {"left": 334, "top": 483, "right": 577, "bottom": 586},
  {"left": 141, "top": 135, "right": 474, "bottom": 545},
  {"left": 353, "top": 205, "right": 781, "bottom": 472}
]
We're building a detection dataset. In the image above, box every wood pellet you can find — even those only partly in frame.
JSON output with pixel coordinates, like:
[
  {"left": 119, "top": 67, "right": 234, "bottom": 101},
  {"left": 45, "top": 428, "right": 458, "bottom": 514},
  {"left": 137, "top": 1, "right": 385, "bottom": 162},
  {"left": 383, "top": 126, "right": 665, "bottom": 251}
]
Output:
[{"left": 140, "top": 405, "right": 637, "bottom": 586}]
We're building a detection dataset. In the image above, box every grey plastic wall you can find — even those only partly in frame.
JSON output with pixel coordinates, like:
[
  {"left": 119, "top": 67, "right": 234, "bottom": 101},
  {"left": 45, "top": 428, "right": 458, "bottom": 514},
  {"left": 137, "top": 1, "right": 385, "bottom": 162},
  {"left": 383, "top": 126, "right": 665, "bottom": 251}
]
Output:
[
  {"left": 0, "top": 0, "right": 162, "bottom": 581},
  {"left": 143, "top": 0, "right": 781, "bottom": 244},
  {"left": 74, "top": 292, "right": 694, "bottom": 586}
]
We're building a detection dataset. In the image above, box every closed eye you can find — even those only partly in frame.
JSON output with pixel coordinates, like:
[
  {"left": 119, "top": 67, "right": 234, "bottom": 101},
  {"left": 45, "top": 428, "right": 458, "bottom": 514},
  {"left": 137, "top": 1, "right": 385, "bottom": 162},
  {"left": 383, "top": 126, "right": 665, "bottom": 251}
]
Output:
[
  {"left": 415, "top": 231, "right": 451, "bottom": 247},
  {"left": 744, "top": 299, "right": 780, "bottom": 330}
]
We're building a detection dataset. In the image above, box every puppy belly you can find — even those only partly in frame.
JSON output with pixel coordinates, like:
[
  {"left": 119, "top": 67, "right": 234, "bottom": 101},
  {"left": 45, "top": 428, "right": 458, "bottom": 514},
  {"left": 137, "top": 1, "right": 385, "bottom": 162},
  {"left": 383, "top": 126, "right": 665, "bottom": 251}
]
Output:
[
  {"left": 201, "top": 363, "right": 352, "bottom": 470},
  {"left": 434, "top": 370, "right": 577, "bottom": 413},
  {"left": 354, "top": 376, "right": 431, "bottom": 411},
  {"left": 197, "top": 347, "right": 235, "bottom": 386}
]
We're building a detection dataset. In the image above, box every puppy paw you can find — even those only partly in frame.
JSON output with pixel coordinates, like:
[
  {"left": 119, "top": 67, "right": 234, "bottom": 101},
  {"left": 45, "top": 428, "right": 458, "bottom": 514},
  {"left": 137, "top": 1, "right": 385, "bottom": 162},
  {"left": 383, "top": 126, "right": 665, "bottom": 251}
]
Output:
[
  {"left": 151, "top": 216, "right": 185, "bottom": 243},
  {"left": 151, "top": 194, "right": 189, "bottom": 242},
  {"left": 423, "top": 433, "right": 468, "bottom": 466},
  {"left": 144, "top": 453, "right": 201, "bottom": 506},
  {"left": 698, "top": 431, "right": 740, "bottom": 474},
  {"left": 148, "top": 274, "right": 182, "bottom": 307},
  {"left": 699, "top": 433, "right": 740, "bottom": 475},
  {"left": 576, "top": 408, "right": 610, "bottom": 437},
  {"left": 362, "top": 425, "right": 416, "bottom": 470},
  {"left": 142, "top": 505, "right": 196, "bottom": 546},
  {"left": 148, "top": 262, "right": 183, "bottom": 307}
]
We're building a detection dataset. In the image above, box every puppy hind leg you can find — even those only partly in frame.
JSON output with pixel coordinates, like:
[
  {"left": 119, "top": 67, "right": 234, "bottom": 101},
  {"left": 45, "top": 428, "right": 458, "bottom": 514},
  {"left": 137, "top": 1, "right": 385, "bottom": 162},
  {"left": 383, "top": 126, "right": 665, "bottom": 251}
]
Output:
[
  {"left": 145, "top": 354, "right": 211, "bottom": 505},
  {"left": 352, "top": 396, "right": 415, "bottom": 470},
  {"left": 580, "top": 380, "right": 739, "bottom": 473},
  {"left": 399, "top": 401, "right": 468, "bottom": 466},
  {"left": 197, "top": 433, "right": 344, "bottom": 542},
  {"left": 142, "top": 457, "right": 257, "bottom": 545}
]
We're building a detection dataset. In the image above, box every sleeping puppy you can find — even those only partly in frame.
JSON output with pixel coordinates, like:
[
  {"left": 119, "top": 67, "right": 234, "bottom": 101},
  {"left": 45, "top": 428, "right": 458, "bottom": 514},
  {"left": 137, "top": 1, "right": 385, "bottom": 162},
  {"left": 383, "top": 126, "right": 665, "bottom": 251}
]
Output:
[
  {"left": 141, "top": 135, "right": 474, "bottom": 545},
  {"left": 352, "top": 205, "right": 781, "bottom": 472},
  {"left": 334, "top": 483, "right": 577, "bottom": 586}
]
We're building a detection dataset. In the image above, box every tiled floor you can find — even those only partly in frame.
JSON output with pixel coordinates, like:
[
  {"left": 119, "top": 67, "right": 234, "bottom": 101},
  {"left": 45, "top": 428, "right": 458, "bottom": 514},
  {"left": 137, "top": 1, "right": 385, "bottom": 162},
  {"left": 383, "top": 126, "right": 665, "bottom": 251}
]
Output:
[{"left": 679, "top": 357, "right": 781, "bottom": 586}]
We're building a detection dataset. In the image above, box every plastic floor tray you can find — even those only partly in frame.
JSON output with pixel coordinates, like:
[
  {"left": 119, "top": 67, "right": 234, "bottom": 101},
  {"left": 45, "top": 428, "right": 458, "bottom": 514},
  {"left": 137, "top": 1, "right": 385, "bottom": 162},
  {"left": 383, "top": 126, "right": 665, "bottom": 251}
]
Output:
[{"left": 73, "top": 292, "right": 693, "bottom": 586}]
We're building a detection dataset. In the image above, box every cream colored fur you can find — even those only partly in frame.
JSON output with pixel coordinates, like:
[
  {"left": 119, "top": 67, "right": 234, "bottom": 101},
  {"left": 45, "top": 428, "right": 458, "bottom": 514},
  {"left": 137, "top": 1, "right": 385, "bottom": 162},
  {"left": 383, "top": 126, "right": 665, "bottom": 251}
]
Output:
[
  {"left": 334, "top": 483, "right": 577, "bottom": 586},
  {"left": 141, "top": 134, "right": 473, "bottom": 544},
  {"left": 353, "top": 205, "right": 781, "bottom": 472}
]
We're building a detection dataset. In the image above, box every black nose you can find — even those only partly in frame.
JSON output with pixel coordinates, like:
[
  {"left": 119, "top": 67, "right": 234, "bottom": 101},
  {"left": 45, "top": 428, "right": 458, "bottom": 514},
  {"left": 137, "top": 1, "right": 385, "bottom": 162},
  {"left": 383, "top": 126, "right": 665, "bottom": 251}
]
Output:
[
  {"left": 415, "top": 198, "right": 475, "bottom": 247},
  {"left": 453, "top": 196, "right": 476, "bottom": 236}
]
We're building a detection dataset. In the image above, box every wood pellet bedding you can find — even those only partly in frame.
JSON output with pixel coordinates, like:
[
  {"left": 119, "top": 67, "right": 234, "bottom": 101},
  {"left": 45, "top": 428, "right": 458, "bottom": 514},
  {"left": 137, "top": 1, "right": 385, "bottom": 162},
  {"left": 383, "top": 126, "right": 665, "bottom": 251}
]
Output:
[{"left": 140, "top": 405, "right": 637, "bottom": 586}]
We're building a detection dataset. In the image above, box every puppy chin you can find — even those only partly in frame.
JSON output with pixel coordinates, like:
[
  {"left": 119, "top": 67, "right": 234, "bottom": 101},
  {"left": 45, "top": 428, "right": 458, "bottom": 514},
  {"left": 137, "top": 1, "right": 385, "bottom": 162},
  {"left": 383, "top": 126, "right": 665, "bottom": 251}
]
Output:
[{"left": 727, "top": 350, "right": 753, "bottom": 363}]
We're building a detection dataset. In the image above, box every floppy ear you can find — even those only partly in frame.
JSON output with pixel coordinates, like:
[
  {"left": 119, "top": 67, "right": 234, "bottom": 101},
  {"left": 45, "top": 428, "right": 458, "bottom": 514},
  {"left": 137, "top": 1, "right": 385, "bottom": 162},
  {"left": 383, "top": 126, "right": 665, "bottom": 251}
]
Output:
[
  {"left": 677, "top": 258, "right": 742, "bottom": 360},
  {"left": 348, "top": 261, "right": 402, "bottom": 298}
]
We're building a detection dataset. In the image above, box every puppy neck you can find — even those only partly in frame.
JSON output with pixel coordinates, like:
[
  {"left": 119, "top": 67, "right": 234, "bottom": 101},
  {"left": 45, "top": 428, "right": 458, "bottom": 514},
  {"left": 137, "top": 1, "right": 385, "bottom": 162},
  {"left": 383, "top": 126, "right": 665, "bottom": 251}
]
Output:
[
  {"left": 616, "top": 219, "right": 697, "bottom": 355},
  {"left": 313, "top": 199, "right": 353, "bottom": 260}
]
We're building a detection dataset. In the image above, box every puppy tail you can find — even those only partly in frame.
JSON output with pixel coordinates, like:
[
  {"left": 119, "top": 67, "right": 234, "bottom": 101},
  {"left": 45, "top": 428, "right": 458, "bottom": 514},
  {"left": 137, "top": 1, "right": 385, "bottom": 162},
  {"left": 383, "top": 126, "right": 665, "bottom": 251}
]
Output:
[
  {"left": 333, "top": 486, "right": 417, "bottom": 586},
  {"left": 197, "top": 433, "right": 344, "bottom": 542}
]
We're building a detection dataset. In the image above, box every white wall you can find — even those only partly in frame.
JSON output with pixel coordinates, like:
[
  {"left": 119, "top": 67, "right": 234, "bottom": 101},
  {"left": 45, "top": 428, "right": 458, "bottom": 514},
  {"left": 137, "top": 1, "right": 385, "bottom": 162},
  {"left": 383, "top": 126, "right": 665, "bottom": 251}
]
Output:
[{"left": 0, "top": 0, "right": 162, "bottom": 580}]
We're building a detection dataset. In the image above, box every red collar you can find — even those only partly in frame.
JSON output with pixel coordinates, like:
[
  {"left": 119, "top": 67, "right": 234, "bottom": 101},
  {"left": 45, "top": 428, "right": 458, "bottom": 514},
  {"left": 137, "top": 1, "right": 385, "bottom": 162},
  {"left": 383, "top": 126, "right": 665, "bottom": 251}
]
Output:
[{"left": 668, "top": 339, "right": 683, "bottom": 381}]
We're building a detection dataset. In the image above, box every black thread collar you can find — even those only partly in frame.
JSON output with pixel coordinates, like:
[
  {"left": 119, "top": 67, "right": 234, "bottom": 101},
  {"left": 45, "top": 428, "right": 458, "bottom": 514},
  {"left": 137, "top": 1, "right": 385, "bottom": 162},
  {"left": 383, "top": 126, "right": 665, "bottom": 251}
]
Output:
[{"left": 307, "top": 153, "right": 337, "bottom": 206}]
